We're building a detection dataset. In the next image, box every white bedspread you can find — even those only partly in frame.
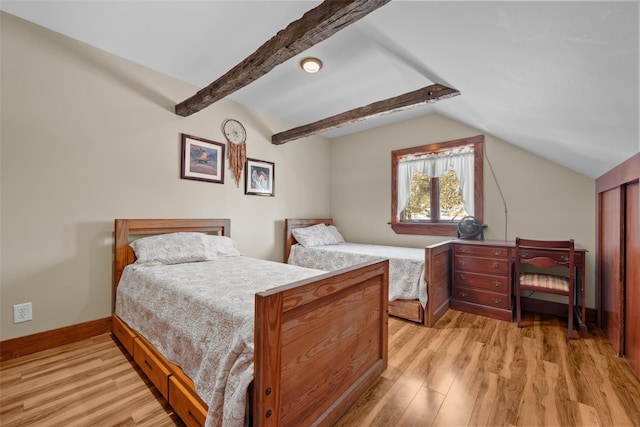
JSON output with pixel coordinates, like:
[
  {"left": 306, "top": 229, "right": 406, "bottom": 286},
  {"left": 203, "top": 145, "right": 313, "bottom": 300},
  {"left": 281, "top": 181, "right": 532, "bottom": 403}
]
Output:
[
  {"left": 114, "top": 256, "right": 324, "bottom": 427},
  {"left": 288, "top": 243, "right": 427, "bottom": 308}
]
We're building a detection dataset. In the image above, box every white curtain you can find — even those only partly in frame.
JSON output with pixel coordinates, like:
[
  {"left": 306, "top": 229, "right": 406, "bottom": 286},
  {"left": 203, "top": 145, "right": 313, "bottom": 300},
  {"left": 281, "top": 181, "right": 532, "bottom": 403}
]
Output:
[{"left": 397, "top": 146, "right": 475, "bottom": 216}]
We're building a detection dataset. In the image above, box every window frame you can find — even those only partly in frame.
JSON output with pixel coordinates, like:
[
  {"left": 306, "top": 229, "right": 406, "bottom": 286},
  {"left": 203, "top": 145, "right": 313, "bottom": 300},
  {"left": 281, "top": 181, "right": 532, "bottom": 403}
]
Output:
[{"left": 391, "top": 135, "right": 484, "bottom": 236}]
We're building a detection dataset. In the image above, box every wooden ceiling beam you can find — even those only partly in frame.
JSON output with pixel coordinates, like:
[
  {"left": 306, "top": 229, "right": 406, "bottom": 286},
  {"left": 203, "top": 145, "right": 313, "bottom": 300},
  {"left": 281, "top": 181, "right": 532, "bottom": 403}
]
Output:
[
  {"left": 175, "top": 0, "right": 391, "bottom": 117},
  {"left": 271, "top": 84, "right": 460, "bottom": 145}
]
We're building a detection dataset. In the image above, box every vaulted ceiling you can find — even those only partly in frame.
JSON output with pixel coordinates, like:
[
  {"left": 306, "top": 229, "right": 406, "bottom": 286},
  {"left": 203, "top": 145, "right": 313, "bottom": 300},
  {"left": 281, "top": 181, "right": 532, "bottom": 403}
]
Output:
[{"left": 2, "top": 1, "right": 638, "bottom": 178}]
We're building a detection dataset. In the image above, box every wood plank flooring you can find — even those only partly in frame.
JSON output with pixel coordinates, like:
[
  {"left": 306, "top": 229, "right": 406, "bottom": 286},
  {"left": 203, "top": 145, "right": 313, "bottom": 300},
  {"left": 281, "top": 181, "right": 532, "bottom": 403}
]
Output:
[{"left": 1, "top": 309, "right": 639, "bottom": 426}]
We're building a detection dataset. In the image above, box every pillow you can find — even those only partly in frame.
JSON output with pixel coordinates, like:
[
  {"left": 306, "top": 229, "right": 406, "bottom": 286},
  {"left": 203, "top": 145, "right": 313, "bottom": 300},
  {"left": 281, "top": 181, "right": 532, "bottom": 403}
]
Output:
[
  {"left": 292, "top": 223, "right": 338, "bottom": 247},
  {"left": 131, "top": 232, "right": 210, "bottom": 265},
  {"left": 204, "top": 235, "right": 243, "bottom": 257},
  {"left": 326, "top": 225, "right": 345, "bottom": 243}
]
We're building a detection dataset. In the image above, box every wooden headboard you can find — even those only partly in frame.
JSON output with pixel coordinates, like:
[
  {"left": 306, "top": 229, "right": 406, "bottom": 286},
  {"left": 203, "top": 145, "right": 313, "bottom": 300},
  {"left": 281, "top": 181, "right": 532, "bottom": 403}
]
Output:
[
  {"left": 284, "top": 218, "right": 333, "bottom": 262},
  {"left": 113, "top": 218, "right": 231, "bottom": 307}
]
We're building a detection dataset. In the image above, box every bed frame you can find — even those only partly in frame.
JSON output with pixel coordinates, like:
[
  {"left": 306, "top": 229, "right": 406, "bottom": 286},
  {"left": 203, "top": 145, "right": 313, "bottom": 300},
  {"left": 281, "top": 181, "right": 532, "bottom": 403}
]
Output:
[
  {"left": 112, "top": 218, "right": 389, "bottom": 427},
  {"left": 285, "top": 218, "right": 451, "bottom": 327}
]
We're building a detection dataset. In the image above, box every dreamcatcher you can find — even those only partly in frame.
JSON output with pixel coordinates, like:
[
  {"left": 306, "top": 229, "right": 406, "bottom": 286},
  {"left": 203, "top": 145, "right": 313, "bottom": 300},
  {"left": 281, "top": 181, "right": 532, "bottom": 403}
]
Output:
[{"left": 222, "top": 118, "right": 247, "bottom": 187}]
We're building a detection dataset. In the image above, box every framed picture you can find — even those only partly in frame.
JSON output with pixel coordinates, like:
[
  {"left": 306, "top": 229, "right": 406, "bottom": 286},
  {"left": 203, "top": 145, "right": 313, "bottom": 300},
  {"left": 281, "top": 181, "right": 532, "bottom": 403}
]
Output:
[
  {"left": 245, "top": 158, "right": 275, "bottom": 196},
  {"left": 180, "top": 134, "right": 225, "bottom": 184}
]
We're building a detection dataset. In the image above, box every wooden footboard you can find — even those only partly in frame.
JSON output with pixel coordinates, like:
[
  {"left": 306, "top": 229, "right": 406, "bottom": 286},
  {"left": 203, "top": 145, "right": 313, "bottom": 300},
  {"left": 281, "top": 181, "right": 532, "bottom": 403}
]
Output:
[
  {"left": 254, "top": 259, "right": 388, "bottom": 426},
  {"left": 424, "top": 240, "right": 452, "bottom": 327},
  {"left": 112, "top": 219, "right": 388, "bottom": 427}
]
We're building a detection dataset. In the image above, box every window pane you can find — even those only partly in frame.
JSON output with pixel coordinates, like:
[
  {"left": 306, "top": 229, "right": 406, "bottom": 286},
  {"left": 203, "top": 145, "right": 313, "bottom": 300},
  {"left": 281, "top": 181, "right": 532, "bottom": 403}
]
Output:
[
  {"left": 439, "top": 169, "right": 469, "bottom": 220},
  {"left": 404, "top": 171, "right": 431, "bottom": 219}
]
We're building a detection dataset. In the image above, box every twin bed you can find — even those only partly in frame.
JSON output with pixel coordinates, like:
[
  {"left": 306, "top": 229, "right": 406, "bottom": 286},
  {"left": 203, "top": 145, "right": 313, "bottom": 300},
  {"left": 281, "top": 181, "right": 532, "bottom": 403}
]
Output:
[
  {"left": 111, "top": 218, "right": 389, "bottom": 427},
  {"left": 285, "top": 218, "right": 452, "bottom": 326},
  {"left": 111, "top": 217, "right": 452, "bottom": 426}
]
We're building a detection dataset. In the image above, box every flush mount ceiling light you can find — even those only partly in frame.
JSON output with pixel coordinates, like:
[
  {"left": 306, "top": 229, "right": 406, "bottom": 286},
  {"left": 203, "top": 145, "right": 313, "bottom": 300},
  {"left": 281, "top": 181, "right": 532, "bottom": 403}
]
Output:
[{"left": 300, "top": 57, "right": 323, "bottom": 73}]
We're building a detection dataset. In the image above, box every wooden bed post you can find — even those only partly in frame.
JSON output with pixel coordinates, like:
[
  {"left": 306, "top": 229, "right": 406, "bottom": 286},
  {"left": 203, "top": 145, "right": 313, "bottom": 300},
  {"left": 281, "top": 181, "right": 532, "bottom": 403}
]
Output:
[
  {"left": 253, "top": 292, "right": 283, "bottom": 427},
  {"left": 113, "top": 219, "right": 130, "bottom": 311}
]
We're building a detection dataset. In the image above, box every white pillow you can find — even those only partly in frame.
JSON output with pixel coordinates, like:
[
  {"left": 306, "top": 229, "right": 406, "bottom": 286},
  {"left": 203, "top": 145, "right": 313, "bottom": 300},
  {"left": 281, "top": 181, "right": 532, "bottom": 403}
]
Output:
[
  {"left": 204, "top": 235, "right": 243, "bottom": 257},
  {"left": 326, "top": 225, "right": 345, "bottom": 243},
  {"left": 131, "top": 232, "right": 210, "bottom": 265},
  {"left": 292, "top": 223, "right": 338, "bottom": 247}
]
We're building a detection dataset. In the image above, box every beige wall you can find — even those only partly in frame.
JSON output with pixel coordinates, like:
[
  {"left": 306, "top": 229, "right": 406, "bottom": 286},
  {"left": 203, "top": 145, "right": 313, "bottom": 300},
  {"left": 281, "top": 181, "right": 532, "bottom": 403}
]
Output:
[
  {"left": 0, "top": 13, "right": 332, "bottom": 340},
  {"left": 330, "top": 114, "right": 596, "bottom": 307}
]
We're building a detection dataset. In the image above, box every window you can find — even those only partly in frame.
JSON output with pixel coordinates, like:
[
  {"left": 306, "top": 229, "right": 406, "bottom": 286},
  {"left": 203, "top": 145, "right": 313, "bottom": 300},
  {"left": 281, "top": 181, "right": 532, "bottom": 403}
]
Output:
[{"left": 391, "top": 135, "right": 483, "bottom": 236}]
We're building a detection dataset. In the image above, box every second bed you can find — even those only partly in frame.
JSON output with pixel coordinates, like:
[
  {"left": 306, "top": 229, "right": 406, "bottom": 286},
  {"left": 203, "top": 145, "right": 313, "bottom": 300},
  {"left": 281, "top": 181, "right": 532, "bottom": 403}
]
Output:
[{"left": 285, "top": 218, "right": 452, "bottom": 326}]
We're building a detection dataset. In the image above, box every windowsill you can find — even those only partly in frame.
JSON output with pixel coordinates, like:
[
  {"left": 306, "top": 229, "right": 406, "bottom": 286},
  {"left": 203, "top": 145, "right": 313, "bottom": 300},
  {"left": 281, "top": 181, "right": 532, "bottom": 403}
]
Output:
[{"left": 390, "top": 221, "right": 459, "bottom": 237}]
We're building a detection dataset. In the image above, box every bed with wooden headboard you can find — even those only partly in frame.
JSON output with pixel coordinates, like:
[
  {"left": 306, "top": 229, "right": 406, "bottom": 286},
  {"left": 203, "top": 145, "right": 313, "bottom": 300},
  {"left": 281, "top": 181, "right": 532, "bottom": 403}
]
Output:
[
  {"left": 112, "top": 218, "right": 388, "bottom": 427},
  {"left": 285, "top": 218, "right": 451, "bottom": 327}
]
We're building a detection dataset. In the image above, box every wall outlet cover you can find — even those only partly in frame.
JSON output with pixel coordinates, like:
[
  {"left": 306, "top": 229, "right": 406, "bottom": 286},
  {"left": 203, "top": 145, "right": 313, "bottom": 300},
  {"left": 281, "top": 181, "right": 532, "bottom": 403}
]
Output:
[{"left": 13, "top": 302, "right": 32, "bottom": 323}]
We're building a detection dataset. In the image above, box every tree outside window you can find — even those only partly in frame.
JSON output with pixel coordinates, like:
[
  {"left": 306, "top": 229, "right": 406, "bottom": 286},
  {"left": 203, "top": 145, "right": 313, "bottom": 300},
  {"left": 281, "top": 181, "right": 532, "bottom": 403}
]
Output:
[{"left": 404, "top": 169, "right": 469, "bottom": 221}]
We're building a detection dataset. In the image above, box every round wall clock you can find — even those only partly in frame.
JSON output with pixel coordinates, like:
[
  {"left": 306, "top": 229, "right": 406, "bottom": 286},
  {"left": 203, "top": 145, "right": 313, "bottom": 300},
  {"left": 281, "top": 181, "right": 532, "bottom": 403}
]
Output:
[{"left": 222, "top": 118, "right": 247, "bottom": 144}]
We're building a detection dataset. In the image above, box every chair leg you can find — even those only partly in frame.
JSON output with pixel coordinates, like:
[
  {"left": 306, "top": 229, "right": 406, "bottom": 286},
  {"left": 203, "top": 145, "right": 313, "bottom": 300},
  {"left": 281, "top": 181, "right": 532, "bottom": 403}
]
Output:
[
  {"left": 568, "top": 288, "right": 574, "bottom": 340},
  {"left": 516, "top": 283, "right": 522, "bottom": 328}
]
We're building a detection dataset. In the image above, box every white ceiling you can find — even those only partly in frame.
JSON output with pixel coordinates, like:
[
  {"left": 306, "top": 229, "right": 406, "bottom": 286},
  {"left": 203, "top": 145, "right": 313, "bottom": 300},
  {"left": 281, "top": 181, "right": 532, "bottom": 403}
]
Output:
[{"left": 2, "top": 1, "right": 638, "bottom": 178}]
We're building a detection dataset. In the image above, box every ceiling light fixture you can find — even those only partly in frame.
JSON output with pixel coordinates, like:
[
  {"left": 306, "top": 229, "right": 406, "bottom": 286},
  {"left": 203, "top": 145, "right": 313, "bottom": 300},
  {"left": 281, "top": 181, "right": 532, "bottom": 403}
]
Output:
[{"left": 300, "top": 57, "right": 322, "bottom": 73}]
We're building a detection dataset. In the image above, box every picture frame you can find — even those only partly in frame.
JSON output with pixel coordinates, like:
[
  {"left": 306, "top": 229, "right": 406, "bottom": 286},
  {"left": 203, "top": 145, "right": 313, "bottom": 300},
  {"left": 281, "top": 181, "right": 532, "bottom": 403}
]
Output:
[
  {"left": 245, "top": 158, "right": 275, "bottom": 196},
  {"left": 180, "top": 133, "right": 225, "bottom": 184}
]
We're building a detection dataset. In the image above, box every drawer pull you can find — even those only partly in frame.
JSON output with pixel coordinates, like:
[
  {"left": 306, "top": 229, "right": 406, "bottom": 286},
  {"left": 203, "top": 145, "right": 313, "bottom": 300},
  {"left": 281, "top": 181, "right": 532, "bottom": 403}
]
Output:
[
  {"left": 492, "top": 249, "right": 503, "bottom": 256},
  {"left": 459, "top": 260, "right": 467, "bottom": 266},
  {"left": 144, "top": 359, "right": 153, "bottom": 370},
  {"left": 460, "top": 274, "right": 468, "bottom": 280},
  {"left": 458, "top": 291, "right": 469, "bottom": 298},
  {"left": 492, "top": 263, "right": 501, "bottom": 269},
  {"left": 460, "top": 248, "right": 469, "bottom": 253},
  {"left": 492, "top": 281, "right": 501, "bottom": 287},
  {"left": 492, "top": 298, "right": 502, "bottom": 304},
  {"left": 561, "top": 255, "right": 570, "bottom": 261},
  {"left": 520, "top": 252, "right": 530, "bottom": 259}
]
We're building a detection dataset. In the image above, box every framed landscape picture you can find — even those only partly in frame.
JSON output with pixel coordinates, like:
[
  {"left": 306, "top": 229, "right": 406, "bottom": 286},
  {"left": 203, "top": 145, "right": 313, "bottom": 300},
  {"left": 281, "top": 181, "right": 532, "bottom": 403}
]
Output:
[
  {"left": 180, "top": 133, "right": 225, "bottom": 184},
  {"left": 245, "top": 158, "right": 274, "bottom": 196}
]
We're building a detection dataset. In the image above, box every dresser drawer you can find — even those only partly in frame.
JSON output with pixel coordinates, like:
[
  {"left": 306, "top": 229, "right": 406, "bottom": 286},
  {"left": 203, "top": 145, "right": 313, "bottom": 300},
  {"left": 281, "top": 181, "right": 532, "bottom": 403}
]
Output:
[
  {"left": 389, "top": 299, "right": 423, "bottom": 323},
  {"left": 453, "top": 285, "right": 510, "bottom": 310},
  {"left": 454, "top": 245, "right": 509, "bottom": 259},
  {"left": 112, "top": 314, "right": 136, "bottom": 355},
  {"left": 454, "top": 255, "right": 509, "bottom": 275},
  {"left": 133, "top": 337, "right": 171, "bottom": 400},
  {"left": 454, "top": 271, "right": 509, "bottom": 293},
  {"left": 169, "top": 376, "right": 207, "bottom": 427}
]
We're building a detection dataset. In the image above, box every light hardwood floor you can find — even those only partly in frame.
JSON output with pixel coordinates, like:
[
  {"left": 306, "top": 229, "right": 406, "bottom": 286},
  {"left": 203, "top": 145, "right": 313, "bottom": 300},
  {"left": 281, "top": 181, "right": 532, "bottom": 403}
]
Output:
[{"left": 2, "top": 309, "right": 639, "bottom": 426}]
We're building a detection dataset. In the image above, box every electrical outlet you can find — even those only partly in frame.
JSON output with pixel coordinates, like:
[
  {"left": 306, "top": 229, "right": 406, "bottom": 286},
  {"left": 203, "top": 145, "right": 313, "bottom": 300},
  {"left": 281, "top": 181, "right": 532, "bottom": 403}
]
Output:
[{"left": 13, "top": 302, "right": 32, "bottom": 323}]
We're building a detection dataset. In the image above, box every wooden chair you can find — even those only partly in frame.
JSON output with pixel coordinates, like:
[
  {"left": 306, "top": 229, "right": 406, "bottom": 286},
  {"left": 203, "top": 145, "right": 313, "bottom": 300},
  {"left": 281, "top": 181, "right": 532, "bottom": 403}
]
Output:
[{"left": 514, "top": 237, "right": 576, "bottom": 339}]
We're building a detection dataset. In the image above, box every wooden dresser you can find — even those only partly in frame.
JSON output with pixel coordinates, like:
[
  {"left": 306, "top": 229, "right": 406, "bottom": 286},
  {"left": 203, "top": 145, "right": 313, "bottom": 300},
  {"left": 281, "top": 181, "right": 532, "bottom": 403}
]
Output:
[{"left": 451, "top": 240, "right": 513, "bottom": 322}]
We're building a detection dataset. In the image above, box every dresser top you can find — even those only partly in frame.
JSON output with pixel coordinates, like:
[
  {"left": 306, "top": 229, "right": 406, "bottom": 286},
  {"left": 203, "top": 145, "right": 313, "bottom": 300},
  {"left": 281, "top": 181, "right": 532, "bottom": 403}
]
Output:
[{"left": 452, "top": 239, "right": 588, "bottom": 252}]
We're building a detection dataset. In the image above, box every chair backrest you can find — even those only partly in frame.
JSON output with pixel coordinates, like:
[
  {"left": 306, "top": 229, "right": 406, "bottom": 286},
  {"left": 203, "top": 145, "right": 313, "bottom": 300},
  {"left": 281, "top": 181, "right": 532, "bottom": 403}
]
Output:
[{"left": 515, "top": 237, "right": 575, "bottom": 275}]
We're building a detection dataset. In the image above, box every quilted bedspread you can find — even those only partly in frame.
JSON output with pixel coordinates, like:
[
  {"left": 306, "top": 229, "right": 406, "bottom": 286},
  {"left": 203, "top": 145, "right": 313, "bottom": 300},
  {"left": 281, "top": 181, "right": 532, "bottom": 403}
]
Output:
[
  {"left": 115, "top": 256, "right": 324, "bottom": 427},
  {"left": 288, "top": 242, "right": 427, "bottom": 307}
]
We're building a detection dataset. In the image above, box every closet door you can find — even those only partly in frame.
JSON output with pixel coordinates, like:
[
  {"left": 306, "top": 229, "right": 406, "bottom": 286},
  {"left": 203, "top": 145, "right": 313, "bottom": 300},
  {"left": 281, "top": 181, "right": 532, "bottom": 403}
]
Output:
[
  {"left": 625, "top": 181, "right": 639, "bottom": 377},
  {"left": 600, "top": 187, "right": 624, "bottom": 353}
]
